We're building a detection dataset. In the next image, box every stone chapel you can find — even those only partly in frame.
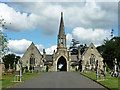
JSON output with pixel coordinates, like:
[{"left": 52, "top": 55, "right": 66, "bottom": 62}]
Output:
[{"left": 22, "top": 12, "right": 104, "bottom": 72}]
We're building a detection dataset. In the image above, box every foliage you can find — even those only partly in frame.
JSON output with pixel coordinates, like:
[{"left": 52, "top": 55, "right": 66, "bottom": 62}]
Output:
[
  {"left": 106, "top": 64, "right": 111, "bottom": 72},
  {"left": 30, "top": 65, "right": 32, "bottom": 70},
  {"left": 78, "top": 44, "right": 87, "bottom": 55},
  {"left": 2, "top": 53, "right": 20, "bottom": 69},
  {"left": 0, "top": 17, "right": 9, "bottom": 62},
  {"left": 97, "top": 37, "right": 120, "bottom": 69},
  {"left": 70, "top": 39, "right": 79, "bottom": 55},
  {"left": 70, "top": 39, "right": 87, "bottom": 55}
]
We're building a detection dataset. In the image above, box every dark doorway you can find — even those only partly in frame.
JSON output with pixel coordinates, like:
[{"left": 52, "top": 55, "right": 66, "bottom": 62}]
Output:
[{"left": 57, "top": 56, "right": 67, "bottom": 71}]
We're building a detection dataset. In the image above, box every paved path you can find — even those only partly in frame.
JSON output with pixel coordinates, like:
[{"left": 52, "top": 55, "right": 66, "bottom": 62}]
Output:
[{"left": 11, "top": 72, "right": 107, "bottom": 89}]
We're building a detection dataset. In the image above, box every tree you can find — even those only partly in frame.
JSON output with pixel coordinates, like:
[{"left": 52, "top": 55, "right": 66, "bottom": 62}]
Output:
[
  {"left": 78, "top": 44, "right": 87, "bottom": 55},
  {"left": 2, "top": 53, "right": 20, "bottom": 69},
  {"left": 0, "top": 16, "right": 9, "bottom": 62},
  {"left": 70, "top": 39, "right": 79, "bottom": 55},
  {"left": 97, "top": 37, "right": 120, "bottom": 69},
  {"left": 70, "top": 39, "right": 87, "bottom": 55}
]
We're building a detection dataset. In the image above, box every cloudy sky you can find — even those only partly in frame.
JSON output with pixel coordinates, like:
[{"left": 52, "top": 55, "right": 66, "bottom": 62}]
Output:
[{"left": 0, "top": 0, "right": 118, "bottom": 57}]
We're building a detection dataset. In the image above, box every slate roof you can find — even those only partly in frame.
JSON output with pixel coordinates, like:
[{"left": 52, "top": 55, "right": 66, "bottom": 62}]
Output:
[
  {"left": 71, "top": 55, "right": 78, "bottom": 62},
  {"left": 44, "top": 61, "right": 52, "bottom": 66},
  {"left": 46, "top": 55, "right": 53, "bottom": 62},
  {"left": 71, "top": 61, "right": 79, "bottom": 66}
]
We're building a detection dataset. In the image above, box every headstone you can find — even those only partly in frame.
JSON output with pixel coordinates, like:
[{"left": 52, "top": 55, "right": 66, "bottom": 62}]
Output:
[
  {"left": 13, "top": 61, "right": 15, "bottom": 70},
  {"left": 104, "top": 62, "right": 107, "bottom": 75},
  {"left": 112, "top": 58, "right": 117, "bottom": 77},
  {"left": 117, "top": 62, "right": 120, "bottom": 78},
  {"left": 9, "top": 64, "right": 10, "bottom": 70},
  {"left": 23, "top": 68, "right": 26, "bottom": 74},
  {"left": 16, "top": 61, "right": 20, "bottom": 71}
]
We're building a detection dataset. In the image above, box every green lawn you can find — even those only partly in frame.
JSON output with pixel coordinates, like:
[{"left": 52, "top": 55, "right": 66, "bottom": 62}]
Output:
[
  {"left": 80, "top": 72, "right": 119, "bottom": 89},
  {"left": 2, "top": 72, "right": 42, "bottom": 89}
]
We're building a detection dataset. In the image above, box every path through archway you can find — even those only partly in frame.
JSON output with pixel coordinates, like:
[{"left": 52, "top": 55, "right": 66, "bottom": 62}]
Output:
[{"left": 57, "top": 56, "right": 67, "bottom": 71}]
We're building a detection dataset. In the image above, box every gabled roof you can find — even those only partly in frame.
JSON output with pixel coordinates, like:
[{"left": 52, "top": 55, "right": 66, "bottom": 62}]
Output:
[
  {"left": 22, "top": 42, "right": 41, "bottom": 58},
  {"left": 82, "top": 43, "right": 102, "bottom": 57}
]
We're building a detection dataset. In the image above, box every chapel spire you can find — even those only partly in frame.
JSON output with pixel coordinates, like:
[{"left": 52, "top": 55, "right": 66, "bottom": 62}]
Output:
[
  {"left": 57, "top": 12, "right": 67, "bottom": 50},
  {"left": 58, "top": 12, "right": 65, "bottom": 37}
]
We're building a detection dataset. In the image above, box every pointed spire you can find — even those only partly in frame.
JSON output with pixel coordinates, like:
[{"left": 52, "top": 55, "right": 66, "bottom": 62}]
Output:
[{"left": 59, "top": 12, "right": 65, "bottom": 37}]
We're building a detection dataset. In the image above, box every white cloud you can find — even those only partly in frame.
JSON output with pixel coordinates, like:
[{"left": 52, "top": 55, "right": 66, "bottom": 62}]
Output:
[
  {"left": 66, "top": 33, "right": 73, "bottom": 43},
  {"left": 8, "top": 39, "right": 32, "bottom": 54},
  {"left": 0, "top": 2, "right": 118, "bottom": 35},
  {"left": 71, "top": 27, "right": 111, "bottom": 46},
  {"left": 7, "top": 39, "right": 45, "bottom": 56},
  {"left": 46, "top": 45, "right": 57, "bottom": 54},
  {"left": 36, "top": 44, "right": 45, "bottom": 52}
]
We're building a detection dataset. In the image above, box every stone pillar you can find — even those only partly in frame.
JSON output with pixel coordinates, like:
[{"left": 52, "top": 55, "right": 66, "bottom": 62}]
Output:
[
  {"left": 68, "top": 49, "right": 71, "bottom": 71},
  {"left": 78, "top": 49, "right": 81, "bottom": 60},
  {"left": 82, "top": 56, "right": 85, "bottom": 72},
  {"left": 113, "top": 58, "right": 117, "bottom": 76}
]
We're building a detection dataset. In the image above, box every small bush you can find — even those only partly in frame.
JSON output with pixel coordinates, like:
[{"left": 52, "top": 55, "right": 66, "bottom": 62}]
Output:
[{"left": 106, "top": 64, "right": 111, "bottom": 72}]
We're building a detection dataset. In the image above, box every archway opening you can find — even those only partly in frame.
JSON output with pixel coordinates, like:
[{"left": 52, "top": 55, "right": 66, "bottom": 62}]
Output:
[{"left": 57, "top": 56, "right": 67, "bottom": 71}]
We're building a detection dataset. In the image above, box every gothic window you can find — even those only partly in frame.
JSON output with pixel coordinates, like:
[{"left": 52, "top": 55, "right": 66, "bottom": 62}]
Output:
[
  {"left": 30, "top": 54, "right": 35, "bottom": 65},
  {"left": 30, "top": 58, "right": 35, "bottom": 64},
  {"left": 90, "top": 54, "right": 95, "bottom": 64}
]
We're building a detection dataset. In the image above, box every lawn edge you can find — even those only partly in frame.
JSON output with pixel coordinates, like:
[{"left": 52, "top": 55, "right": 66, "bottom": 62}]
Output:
[
  {"left": 2, "top": 72, "right": 43, "bottom": 89},
  {"left": 80, "top": 72, "right": 111, "bottom": 90}
]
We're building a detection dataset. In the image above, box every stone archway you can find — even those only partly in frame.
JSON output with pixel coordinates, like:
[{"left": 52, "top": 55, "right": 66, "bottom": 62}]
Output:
[{"left": 57, "top": 56, "right": 67, "bottom": 71}]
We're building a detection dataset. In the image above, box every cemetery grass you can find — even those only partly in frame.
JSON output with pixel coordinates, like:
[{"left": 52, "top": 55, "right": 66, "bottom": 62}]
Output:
[
  {"left": 2, "top": 72, "right": 42, "bottom": 88},
  {"left": 80, "top": 72, "right": 118, "bottom": 89}
]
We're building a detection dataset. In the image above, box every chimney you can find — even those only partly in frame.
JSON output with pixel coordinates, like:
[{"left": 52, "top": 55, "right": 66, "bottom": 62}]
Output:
[{"left": 43, "top": 49, "right": 46, "bottom": 59}]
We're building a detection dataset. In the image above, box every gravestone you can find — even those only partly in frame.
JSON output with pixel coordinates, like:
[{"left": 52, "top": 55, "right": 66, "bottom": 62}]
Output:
[
  {"left": 112, "top": 58, "right": 118, "bottom": 77},
  {"left": 117, "top": 62, "right": 120, "bottom": 78},
  {"left": 9, "top": 64, "right": 10, "bottom": 70},
  {"left": 16, "top": 61, "right": 20, "bottom": 71},
  {"left": 104, "top": 62, "right": 107, "bottom": 75}
]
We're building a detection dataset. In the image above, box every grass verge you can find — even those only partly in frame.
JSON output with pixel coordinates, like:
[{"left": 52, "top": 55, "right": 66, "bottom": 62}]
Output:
[
  {"left": 2, "top": 72, "right": 42, "bottom": 88},
  {"left": 80, "top": 72, "right": 118, "bottom": 89}
]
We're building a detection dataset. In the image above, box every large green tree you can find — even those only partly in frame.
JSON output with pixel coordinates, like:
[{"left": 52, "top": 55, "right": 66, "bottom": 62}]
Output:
[
  {"left": 0, "top": 17, "right": 9, "bottom": 62},
  {"left": 2, "top": 53, "right": 20, "bottom": 69},
  {"left": 97, "top": 37, "right": 120, "bottom": 69}
]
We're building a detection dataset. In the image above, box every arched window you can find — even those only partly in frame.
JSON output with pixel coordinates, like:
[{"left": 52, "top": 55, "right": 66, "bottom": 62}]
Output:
[
  {"left": 30, "top": 53, "right": 35, "bottom": 65},
  {"left": 90, "top": 54, "right": 95, "bottom": 64}
]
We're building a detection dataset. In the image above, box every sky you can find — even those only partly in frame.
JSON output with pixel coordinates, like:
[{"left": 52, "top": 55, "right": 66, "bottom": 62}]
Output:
[{"left": 0, "top": 0, "right": 119, "bottom": 57}]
